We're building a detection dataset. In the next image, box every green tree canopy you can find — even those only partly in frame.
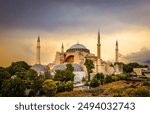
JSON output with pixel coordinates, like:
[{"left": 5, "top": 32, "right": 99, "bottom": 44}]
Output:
[
  {"left": 105, "top": 75, "right": 113, "bottom": 83},
  {"left": 0, "top": 67, "right": 11, "bottom": 79},
  {"left": 90, "top": 77, "right": 100, "bottom": 88},
  {"left": 84, "top": 59, "right": 95, "bottom": 82},
  {"left": 14, "top": 69, "right": 44, "bottom": 96},
  {"left": 53, "top": 64, "right": 74, "bottom": 82},
  {"left": 42, "top": 79, "right": 57, "bottom": 97},
  {"left": 94, "top": 73, "right": 105, "bottom": 84},
  {"left": 66, "top": 64, "right": 74, "bottom": 72},
  {"left": 26, "top": 69, "right": 44, "bottom": 96},
  {"left": 1, "top": 78, "right": 26, "bottom": 97},
  {"left": 6, "top": 61, "right": 30, "bottom": 75},
  {"left": 0, "top": 67, "right": 11, "bottom": 92}
]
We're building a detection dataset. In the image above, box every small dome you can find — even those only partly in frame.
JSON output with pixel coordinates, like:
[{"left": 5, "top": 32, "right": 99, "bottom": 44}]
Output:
[
  {"left": 66, "top": 43, "right": 90, "bottom": 53},
  {"left": 31, "top": 64, "right": 49, "bottom": 72},
  {"left": 86, "top": 53, "right": 96, "bottom": 57}
]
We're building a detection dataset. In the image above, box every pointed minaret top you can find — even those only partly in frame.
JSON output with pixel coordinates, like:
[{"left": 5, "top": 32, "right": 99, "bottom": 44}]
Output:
[
  {"left": 116, "top": 40, "right": 118, "bottom": 46},
  {"left": 37, "top": 35, "right": 40, "bottom": 42},
  {"left": 62, "top": 42, "right": 64, "bottom": 48},
  {"left": 98, "top": 29, "right": 100, "bottom": 44},
  {"left": 61, "top": 42, "right": 64, "bottom": 53}
]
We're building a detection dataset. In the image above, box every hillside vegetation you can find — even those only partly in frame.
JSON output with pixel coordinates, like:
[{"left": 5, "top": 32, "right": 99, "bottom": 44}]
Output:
[{"left": 55, "top": 80, "right": 150, "bottom": 97}]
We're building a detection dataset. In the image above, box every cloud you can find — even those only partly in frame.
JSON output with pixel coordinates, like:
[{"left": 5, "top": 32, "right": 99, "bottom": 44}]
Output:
[
  {"left": 0, "top": 0, "right": 150, "bottom": 33},
  {"left": 122, "top": 47, "right": 150, "bottom": 65},
  {"left": 1, "top": 0, "right": 150, "bottom": 67}
]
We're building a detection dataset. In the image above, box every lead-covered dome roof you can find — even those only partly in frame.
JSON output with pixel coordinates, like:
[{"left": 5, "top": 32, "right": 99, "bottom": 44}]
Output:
[
  {"left": 66, "top": 43, "right": 90, "bottom": 53},
  {"left": 31, "top": 64, "right": 49, "bottom": 72},
  {"left": 53, "top": 64, "right": 83, "bottom": 72}
]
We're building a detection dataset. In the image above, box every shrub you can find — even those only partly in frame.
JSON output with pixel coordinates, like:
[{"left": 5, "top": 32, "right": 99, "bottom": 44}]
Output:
[
  {"left": 94, "top": 73, "right": 105, "bottom": 84},
  {"left": 112, "top": 75, "right": 120, "bottom": 81},
  {"left": 142, "top": 81, "right": 150, "bottom": 86},
  {"left": 105, "top": 75, "right": 113, "bottom": 83},
  {"left": 131, "top": 88, "right": 150, "bottom": 97},
  {"left": 94, "top": 73, "right": 104, "bottom": 80},
  {"left": 90, "top": 78, "right": 100, "bottom": 88},
  {"left": 128, "top": 85, "right": 136, "bottom": 88},
  {"left": 65, "top": 81, "right": 73, "bottom": 92},
  {"left": 119, "top": 74, "right": 129, "bottom": 80},
  {"left": 42, "top": 79, "right": 57, "bottom": 97},
  {"left": 111, "top": 88, "right": 124, "bottom": 97},
  {"left": 55, "top": 81, "right": 65, "bottom": 93},
  {"left": 84, "top": 81, "right": 90, "bottom": 86}
]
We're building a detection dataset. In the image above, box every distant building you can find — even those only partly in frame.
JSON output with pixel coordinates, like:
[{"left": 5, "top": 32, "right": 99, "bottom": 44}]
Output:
[
  {"left": 133, "top": 67, "right": 150, "bottom": 78},
  {"left": 142, "top": 70, "right": 150, "bottom": 78},
  {"left": 133, "top": 68, "right": 148, "bottom": 76}
]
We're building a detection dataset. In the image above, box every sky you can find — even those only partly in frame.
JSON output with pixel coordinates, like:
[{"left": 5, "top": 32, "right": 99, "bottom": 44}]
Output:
[{"left": 0, "top": 0, "right": 150, "bottom": 67}]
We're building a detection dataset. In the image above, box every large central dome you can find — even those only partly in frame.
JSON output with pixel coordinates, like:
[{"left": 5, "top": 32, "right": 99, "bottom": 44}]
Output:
[{"left": 66, "top": 43, "right": 90, "bottom": 53}]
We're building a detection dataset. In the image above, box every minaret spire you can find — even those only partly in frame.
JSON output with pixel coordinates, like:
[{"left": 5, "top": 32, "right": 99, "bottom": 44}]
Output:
[
  {"left": 36, "top": 35, "right": 41, "bottom": 64},
  {"left": 61, "top": 42, "right": 64, "bottom": 53},
  {"left": 115, "top": 40, "right": 119, "bottom": 62},
  {"left": 97, "top": 29, "right": 101, "bottom": 60}
]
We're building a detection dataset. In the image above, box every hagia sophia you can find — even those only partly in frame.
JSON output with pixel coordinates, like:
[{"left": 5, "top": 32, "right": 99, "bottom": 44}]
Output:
[{"left": 31, "top": 30, "right": 123, "bottom": 84}]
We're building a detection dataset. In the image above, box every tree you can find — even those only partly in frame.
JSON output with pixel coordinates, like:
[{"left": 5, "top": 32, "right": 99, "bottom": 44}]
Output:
[
  {"left": 15, "top": 68, "right": 27, "bottom": 80},
  {"left": 65, "top": 70, "right": 74, "bottom": 82},
  {"left": 90, "top": 77, "right": 100, "bottom": 88},
  {"left": 84, "top": 59, "right": 95, "bottom": 82},
  {"left": 0, "top": 67, "right": 11, "bottom": 95},
  {"left": 65, "top": 64, "right": 74, "bottom": 82},
  {"left": 15, "top": 69, "right": 44, "bottom": 96},
  {"left": 53, "top": 70, "right": 66, "bottom": 82},
  {"left": 26, "top": 69, "right": 44, "bottom": 96},
  {"left": 66, "top": 64, "right": 74, "bottom": 72},
  {"left": 94, "top": 73, "right": 105, "bottom": 85},
  {"left": 6, "top": 61, "right": 30, "bottom": 75},
  {"left": 42, "top": 79, "right": 57, "bottom": 97},
  {"left": 1, "top": 78, "right": 26, "bottom": 97},
  {"left": 54, "top": 64, "right": 74, "bottom": 82}
]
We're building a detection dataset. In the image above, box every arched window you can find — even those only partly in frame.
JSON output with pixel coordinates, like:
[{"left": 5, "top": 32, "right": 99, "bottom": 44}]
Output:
[{"left": 65, "top": 55, "right": 74, "bottom": 63}]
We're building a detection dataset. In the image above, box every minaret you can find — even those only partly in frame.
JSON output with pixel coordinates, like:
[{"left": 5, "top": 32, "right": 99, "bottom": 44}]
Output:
[
  {"left": 36, "top": 36, "right": 41, "bottom": 64},
  {"left": 61, "top": 42, "right": 64, "bottom": 53},
  {"left": 115, "top": 40, "right": 119, "bottom": 63},
  {"left": 97, "top": 29, "right": 101, "bottom": 60},
  {"left": 96, "top": 29, "right": 102, "bottom": 73}
]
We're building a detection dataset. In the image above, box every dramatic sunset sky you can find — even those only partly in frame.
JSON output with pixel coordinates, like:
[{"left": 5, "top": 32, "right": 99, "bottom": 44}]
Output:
[{"left": 0, "top": 0, "right": 150, "bottom": 67}]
